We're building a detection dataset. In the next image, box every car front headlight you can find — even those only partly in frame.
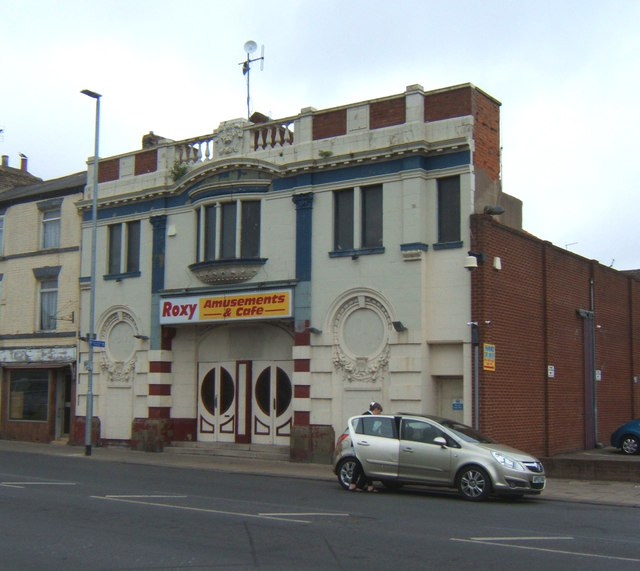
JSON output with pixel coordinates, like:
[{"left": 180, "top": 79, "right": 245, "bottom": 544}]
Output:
[{"left": 491, "top": 450, "right": 525, "bottom": 471}]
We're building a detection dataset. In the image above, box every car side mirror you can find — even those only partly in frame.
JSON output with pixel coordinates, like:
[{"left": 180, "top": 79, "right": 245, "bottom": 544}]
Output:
[{"left": 433, "top": 436, "right": 447, "bottom": 448}]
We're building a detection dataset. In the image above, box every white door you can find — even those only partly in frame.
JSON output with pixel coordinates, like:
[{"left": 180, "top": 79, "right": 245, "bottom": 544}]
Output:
[
  {"left": 197, "top": 362, "right": 237, "bottom": 443},
  {"left": 251, "top": 361, "right": 293, "bottom": 445}
]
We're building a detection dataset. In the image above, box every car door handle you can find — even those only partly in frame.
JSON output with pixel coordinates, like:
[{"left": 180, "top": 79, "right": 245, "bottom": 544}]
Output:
[
  {"left": 402, "top": 446, "right": 414, "bottom": 452},
  {"left": 356, "top": 441, "right": 371, "bottom": 446}
]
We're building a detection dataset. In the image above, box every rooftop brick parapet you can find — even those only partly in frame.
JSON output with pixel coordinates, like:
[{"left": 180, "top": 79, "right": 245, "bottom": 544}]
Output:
[{"left": 83, "top": 83, "right": 500, "bottom": 204}]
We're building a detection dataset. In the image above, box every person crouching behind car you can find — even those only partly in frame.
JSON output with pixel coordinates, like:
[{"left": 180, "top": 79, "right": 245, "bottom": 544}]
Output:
[{"left": 348, "top": 402, "right": 383, "bottom": 492}]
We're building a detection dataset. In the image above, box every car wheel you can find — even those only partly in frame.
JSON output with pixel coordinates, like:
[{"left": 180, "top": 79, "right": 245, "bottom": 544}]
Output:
[
  {"left": 457, "top": 466, "right": 491, "bottom": 501},
  {"left": 336, "top": 457, "right": 359, "bottom": 490},
  {"left": 620, "top": 435, "right": 640, "bottom": 455}
]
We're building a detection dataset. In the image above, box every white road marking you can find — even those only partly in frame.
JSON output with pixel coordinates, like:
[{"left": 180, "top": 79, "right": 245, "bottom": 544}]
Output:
[
  {"left": 470, "top": 536, "right": 574, "bottom": 541},
  {"left": 451, "top": 537, "right": 640, "bottom": 563},
  {"left": 92, "top": 495, "right": 312, "bottom": 524},
  {"left": 104, "top": 494, "right": 187, "bottom": 499},
  {"left": 259, "top": 512, "right": 350, "bottom": 517},
  {"left": 1, "top": 481, "right": 76, "bottom": 488}
]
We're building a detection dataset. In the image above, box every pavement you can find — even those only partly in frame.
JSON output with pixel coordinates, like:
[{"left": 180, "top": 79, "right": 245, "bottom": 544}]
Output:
[{"left": 1, "top": 439, "right": 639, "bottom": 508}]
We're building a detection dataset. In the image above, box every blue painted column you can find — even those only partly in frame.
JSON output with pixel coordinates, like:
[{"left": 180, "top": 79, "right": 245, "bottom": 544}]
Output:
[
  {"left": 149, "top": 215, "right": 167, "bottom": 350},
  {"left": 292, "top": 192, "right": 314, "bottom": 331}
]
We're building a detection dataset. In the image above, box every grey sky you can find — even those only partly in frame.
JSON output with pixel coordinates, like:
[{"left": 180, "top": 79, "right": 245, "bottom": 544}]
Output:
[{"left": 1, "top": 0, "right": 638, "bottom": 269}]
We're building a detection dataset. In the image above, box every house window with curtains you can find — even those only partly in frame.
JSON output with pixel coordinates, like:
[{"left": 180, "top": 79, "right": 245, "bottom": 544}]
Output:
[{"left": 38, "top": 199, "right": 62, "bottom": 249}]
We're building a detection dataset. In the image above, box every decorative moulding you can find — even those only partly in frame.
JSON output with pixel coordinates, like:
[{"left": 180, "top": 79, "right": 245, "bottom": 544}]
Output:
[{"left": 188, "top": 259, "right": 267, "bottom": 285}]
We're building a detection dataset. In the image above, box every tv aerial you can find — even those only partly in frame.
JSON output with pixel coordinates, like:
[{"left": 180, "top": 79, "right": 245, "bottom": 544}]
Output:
[{"left": 240, "top": 40, "right": 264, "bottom": 120}]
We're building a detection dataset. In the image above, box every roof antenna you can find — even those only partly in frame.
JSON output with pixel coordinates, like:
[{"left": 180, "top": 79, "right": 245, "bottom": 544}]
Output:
[{"left": 240, "top": 40, "right": 264, "bottom": 120}]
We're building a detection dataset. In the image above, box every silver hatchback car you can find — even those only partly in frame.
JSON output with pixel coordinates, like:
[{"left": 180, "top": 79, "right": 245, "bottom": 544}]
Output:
[{"left": 332, "top": 413, "right": 545, "bottom": 501}]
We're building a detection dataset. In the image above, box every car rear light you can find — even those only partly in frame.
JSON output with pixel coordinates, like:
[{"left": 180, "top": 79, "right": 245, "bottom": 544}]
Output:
[{"left": 335, "top": 433, "right": 349, "bottom": 446}]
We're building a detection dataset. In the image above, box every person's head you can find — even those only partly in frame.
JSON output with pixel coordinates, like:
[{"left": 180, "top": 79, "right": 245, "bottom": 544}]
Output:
[{"left": 369, "top": 401, "right": 383, "bottom": 415}]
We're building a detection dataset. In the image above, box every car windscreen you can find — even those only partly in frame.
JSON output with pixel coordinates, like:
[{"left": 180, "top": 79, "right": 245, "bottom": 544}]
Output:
[{"left": 438, "top": 419, "right": 495, "bottom": 443}]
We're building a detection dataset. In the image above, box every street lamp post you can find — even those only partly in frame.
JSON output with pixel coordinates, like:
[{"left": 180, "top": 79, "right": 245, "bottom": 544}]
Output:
[{"left": 81, "top": 89, "right": 101, "bottom": 456}]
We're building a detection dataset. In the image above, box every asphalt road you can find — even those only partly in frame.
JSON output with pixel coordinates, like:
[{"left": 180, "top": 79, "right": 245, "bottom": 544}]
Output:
[{"left": 1, "top": 449, "right": 639, "bottom": 570}]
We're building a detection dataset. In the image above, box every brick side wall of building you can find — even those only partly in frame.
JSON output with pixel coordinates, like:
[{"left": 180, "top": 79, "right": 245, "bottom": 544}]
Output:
[
  {"left": 134, "top": 149, "right": 158, "bottom": 176},
  {"left": 471, "top": 90, "right": 501, "bottom": 183},
  {"left": 312, "top": 109, "right": 347, "bottom": 140},
  {"left": 98, "top": 158, "right": 120, "bottom": 183},
  {"left": 424, "top": 85, "right": 473, "bottom": 122},
  {"left": 471, "top": 215, "right": 640, "bottom": 457},
  {"left": 370, "top": 97, "right": 406, "bottom": 130}
]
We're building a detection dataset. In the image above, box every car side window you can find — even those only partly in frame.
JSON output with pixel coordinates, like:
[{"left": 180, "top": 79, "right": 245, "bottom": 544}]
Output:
[
  {"left": 357, "top": 416, "right": 396, "bottom": 439},
  {"left": 402, "top": 420, "right": 445, "bottom": 445}
]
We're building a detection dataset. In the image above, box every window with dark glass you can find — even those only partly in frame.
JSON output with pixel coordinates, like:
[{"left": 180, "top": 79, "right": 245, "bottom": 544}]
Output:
[
  {"left": 334, "top": 189, "right": 354, "bottom": 251},
  {"left": 241, "top": 200, "right": 261, "bottom": 257},
  {"left": 334, "top": 185, "right": 383, "bottom": 252},
  {"left": 437, "top": 176, "right": 461, "bottom": 243},
  {"left": 108, "top": 220, "right": 141, "bottom": 275},
  {"left": 354, "top": 416, "right": 396, "bottom": 439},
  {"left": 197, "top": 200, "right": 261, "bottom": 261},
  {"left": 361, "top": 185, "right": 382, "bottom": 248},
  {"left": 9, "top": 370, "right": 49, "bottom": 421}
]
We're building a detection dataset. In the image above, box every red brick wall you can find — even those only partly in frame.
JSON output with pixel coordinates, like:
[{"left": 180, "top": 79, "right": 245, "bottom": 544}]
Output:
[
  {"left": 312, "top": 109, "right": 347, "bottom": 140},
  {"left": 471, "top": 215, "right": 640, "bottom": 456},
  {"left": 134, "top": 149, "right": 158, "bottom": 175},
  {"left": 98, "top": 158, "right": 120, "bottom": 182},
  {"left": 424, "top": 86, "right": 500, "bottom": 184},
  {"left": 370, "top": 97, "right": 406, "bottom": 129},
  {"left": 424, "top": 86, "right": 473, "bottom": 121},
  {"left": 472, "top": 90, "right": 501, "bottom": 182}
]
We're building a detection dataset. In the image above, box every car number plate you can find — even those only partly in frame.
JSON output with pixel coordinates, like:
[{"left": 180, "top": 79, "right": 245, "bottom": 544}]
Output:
[{"left": 532, "top": 476, "right": 545, "bottom": 484}]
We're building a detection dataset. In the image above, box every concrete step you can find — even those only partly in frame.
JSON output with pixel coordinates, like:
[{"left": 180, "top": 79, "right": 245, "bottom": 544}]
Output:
[
  {"left": 165, "top": 441, "right": 290, "bottom": 462},
  {"left": 541, "top": 447, "right": 640, "bottom": 482}
]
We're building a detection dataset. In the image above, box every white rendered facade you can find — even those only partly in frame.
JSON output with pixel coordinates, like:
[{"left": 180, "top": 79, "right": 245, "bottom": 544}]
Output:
[{"left": 76, "top": 83, "right": 505, "bottom": 457}]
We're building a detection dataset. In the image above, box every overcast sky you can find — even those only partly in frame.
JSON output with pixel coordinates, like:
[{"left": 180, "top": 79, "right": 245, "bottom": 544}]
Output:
[{"left": 1, "top": 0, "right": 638, "bottom": 269}]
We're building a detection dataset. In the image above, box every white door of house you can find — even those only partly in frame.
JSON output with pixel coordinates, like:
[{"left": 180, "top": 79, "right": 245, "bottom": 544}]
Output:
[
  {"left": 197, "top": 362, "right": 238, "bottom": 443},
  {"left": 251, "top": 361, "right": 293, "bottom": 445}
]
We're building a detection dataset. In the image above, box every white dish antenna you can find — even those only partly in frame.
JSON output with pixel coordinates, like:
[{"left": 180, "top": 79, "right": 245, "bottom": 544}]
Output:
[{"left": 240, "top": 40, "right": 265, "bottom": 119}]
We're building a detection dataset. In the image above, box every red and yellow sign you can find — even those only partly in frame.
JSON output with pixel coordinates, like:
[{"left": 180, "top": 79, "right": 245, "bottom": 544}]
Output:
[
  {"left": 160, "top": 289, "right": 292, "bottom": 324},
  {"left": 483, "top": 343, "right": 496, "bottom": 371}
]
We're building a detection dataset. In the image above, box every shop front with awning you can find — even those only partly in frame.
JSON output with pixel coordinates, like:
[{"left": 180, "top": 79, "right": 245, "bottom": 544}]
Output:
[{"left": 0, "top": 346, "right": 76, "bottom": 442}]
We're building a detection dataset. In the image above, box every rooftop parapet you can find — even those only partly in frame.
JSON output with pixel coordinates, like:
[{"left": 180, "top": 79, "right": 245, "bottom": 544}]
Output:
[{"left": 81, "top": 83, "right": 500, "bottom": 204}]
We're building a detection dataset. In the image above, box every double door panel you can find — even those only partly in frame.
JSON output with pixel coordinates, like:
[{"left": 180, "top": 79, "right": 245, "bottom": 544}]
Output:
[{"left": 198, "top": 361, "right": 292, "bottom": 445}]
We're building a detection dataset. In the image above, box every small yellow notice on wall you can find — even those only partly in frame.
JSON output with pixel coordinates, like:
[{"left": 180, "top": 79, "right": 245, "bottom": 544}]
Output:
[{"left": 483, "top": 343, "right": 496, "bottom": 371}]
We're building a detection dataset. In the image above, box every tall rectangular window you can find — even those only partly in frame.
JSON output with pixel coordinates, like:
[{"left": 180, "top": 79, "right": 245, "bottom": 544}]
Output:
[
  {"left": 108, "top": 224, "right": 122, "bottom": 274},
  {"left": 42, "top": 207, "right": 61, "bottom": 249},
  {"left": 334, "top": 189, "right": 354, "bottom": 251},
  {"left": 361, "top": 185, "right": 383, "bottom": 248},
  {"left": 9, "top": 370, "right": 49, "bottom": 421},
  {"left": 437, "top": 176, "right": 461, "bottom": 243},
  {"left": 333, "top": 185, "right": 383, "bottom": 252},
  {"left": 0, "top": 214, "right": 4, "bottom": 255},
  {"left": 108, "top": 220, "right": 141, "bottom": 275},
  {"left": 126, "top": 221, "right": 141, "bottom": 273},
  {"left": 197, "top": 200, "right": 261, "bottom": 261},
  {"left": 203, "top": 205, "right": 216, "bottom": 261},
  {"left": 220, "top": 202, "right": 237, "bottom": 259},
  {"left": 40, "top": 277, "right": 58, "bottom": 331}
]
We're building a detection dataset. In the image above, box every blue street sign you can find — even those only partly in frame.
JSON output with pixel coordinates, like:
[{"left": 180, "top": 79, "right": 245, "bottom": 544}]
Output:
[{"left": 89, "top": 339, "right": 106, "bottom": 348}]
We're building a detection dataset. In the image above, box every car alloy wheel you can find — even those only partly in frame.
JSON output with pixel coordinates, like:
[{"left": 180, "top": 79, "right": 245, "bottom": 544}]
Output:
[
  {"left": 457, "top": 466, "right": 491, "bottom": 501},
  {"left": 337, "top": 457, "right": 359, "bottom": 490},
  {"left": 621, "top": 435, "right": 639, "bottom": 455}
]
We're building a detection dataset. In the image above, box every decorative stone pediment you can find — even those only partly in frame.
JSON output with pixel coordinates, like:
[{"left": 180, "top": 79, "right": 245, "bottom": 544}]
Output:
[{"left": 188, "top": 259, "right": 267, "bottom": 285}]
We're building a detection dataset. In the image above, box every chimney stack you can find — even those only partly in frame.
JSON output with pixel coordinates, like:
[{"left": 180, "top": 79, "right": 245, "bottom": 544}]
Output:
[
  {"left": 1, "top": 155, "right": 8, "bottom": 167},
  {"left": 19, "top": 153, "right": 28, "bottom": 171}
]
